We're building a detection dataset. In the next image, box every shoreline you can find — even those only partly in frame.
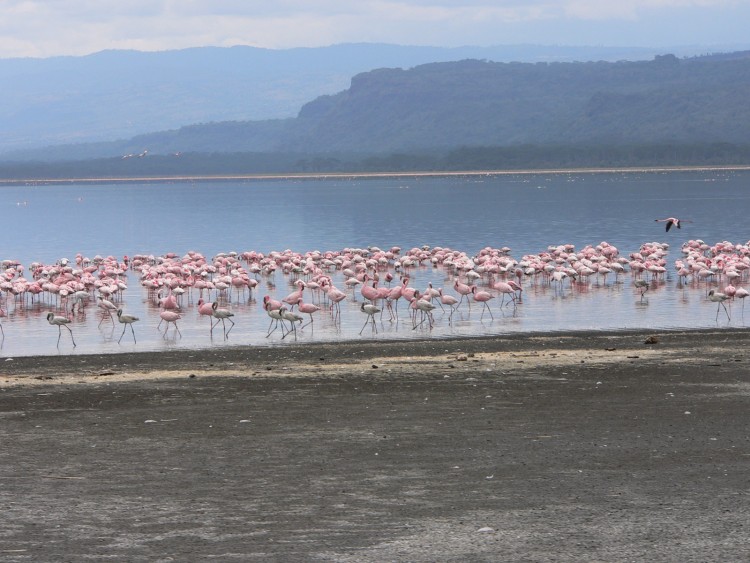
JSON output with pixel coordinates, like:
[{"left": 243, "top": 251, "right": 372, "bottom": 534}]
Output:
[
  {"left": 2, "top": 326, "right": 747, "bottom": 386},
  {"left": 2, "top": 164, "right": 750, "bottom": 185},
  {"left": 1, "top": 324, "right": 748, "bottom": 560}
]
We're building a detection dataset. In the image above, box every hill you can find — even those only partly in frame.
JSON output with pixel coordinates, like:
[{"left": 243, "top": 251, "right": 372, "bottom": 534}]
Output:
[
  {"left": 0, "top": 43, "right": 675, "bottom": 156},
  {"left": 3, "top": 50, "right": 750, "bottom": 176}
]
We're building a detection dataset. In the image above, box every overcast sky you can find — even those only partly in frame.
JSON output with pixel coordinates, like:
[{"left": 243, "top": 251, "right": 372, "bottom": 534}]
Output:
[{"left": 1, "top": 0, "right": 749, "bottom": 59}]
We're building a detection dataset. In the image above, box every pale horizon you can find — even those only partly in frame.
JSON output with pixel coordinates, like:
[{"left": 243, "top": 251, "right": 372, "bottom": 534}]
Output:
[{"left": 1, "top": 1, "right": 749, "bottom": 59}]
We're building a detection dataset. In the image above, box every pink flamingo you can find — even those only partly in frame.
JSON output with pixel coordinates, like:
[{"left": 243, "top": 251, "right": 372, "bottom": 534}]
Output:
[
  {"left": 385, "top": 283, "right": 404, "bottom": 321},
  {"left": 296, "top": 300, "right": 321, "bottom": 329},
  {"left": 158, "top": 310, "right": 182, "bottom": 337},
  {"left": 438, "top": 288, "right": 459, "bottom": 319},
  {"left": 282, "top": 280, "right": 305, "bottom": 310},
  {"left": 492, "top": 280, "right": 517, "bottom": 308},
  {"left": 735, "top": 287, "right": 749, "bottom": 315},
  {"left": 97, "top": 296, "right": 118, "bottom": 326},
  {"left": 471, "top": 286, "right": 495, "bottom": 320},
  {"left": 454, "top": 279, "right": 473, "bottom": 308},
  {"left": 158, "top": 289, "right": 180, "bottom": 310},
  {"left": 197, "top": 298, "right": 215, "bottom": 332},
  {"left": 0, "top": 305, "right": 5, "bottom": 338},
  {"left": 327, "top": 285, "right": 347, "bottom": 321},
  {"left": 360, "top": 276, "right": 380, "bottom": 304},
  {"left": 262, "top": 294, "right": 283, "bottom": 311}
]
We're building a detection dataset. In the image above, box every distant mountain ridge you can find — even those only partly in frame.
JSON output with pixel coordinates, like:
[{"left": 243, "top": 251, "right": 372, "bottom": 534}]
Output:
[
  {"left": 0, "top": 42, "right": 726, "bottom": 157},
  {"left": 6, "top": 50, "right": 750, "bottom": 166}
]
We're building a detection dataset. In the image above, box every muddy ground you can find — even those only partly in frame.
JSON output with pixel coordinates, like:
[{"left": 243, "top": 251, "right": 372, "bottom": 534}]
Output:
[{"left": 0, "top": 329, "right": 748, "bottom": 561}]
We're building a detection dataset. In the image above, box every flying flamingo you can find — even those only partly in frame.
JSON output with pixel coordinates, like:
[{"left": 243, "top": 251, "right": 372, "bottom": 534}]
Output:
[
  {"left": 47, "top": 312, "right": 76, "bottom": 347},
  {"left": 655, "top": 217, "right": 692, "bottom": 232},
  {"left": 116, "top": 309, "right": 139, "bottom": 343}
]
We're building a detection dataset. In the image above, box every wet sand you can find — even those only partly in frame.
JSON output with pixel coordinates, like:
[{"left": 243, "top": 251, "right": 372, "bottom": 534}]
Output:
[{"left": 1, "top": 329, "right": 748, "bottom": 561}]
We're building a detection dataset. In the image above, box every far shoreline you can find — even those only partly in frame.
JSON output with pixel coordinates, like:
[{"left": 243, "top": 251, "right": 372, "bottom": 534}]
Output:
[{"left": 2, "top": 164, "right": 750, "bottom": 186}]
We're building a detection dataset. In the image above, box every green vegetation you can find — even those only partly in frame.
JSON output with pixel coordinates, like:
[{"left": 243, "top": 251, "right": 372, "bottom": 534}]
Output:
[
  {"left": 3, "top": 51, "right": 750, "bottom": 177},
  {"left": 2, "top": 142, "right": 749, "bottom": 181}
]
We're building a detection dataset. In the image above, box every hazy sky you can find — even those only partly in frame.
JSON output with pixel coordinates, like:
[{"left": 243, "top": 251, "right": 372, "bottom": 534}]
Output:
[{"left": 1, "top": 0, "right": 749, "bottom": 59}]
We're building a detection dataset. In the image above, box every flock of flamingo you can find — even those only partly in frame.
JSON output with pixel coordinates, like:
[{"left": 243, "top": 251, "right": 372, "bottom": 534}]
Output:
[{"left": 0, "top": 234, "right": 749, "bottom": 349}]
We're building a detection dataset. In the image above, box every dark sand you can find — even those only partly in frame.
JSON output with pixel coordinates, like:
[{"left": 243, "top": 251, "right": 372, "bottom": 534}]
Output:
[{"left": 1, "top": 329, "right": 748, "bottom": 561}]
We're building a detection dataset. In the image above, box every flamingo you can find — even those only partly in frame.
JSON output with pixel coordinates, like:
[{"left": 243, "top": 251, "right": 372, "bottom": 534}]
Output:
[
  {"left": 454, "top": 279, "right": 473, "bottom": 308},
  {"left": 46, "top": 312, "right": 76, "bottom": 347},
  {"left": 296, "top": 300, "right": 321, "bottom": 329},
  {"left": 158, "top": 310, "right": 182, "bottom": 337},
  {"left": 492, "top": 281, "right": 517, "bottom": 307},
  {"left": 158, "top": 289, "right": 180, "bottom": 310},
  {"left": 360, "top": 276, "right": 380, "bottom": 304},
  {"left": 210, "top": 302, "right": 235, "bottom": 336},
  {"left": 708, "top": 290, "right": 730, "bottom": 321},
  {"left": 280, "top": 307, "right": 303, "bottom": 339},
  {"left": 634, "top": 279, "right": 649, "bottom": 301},
  {"left": 116, "top": 309, "right": 139, "bottom": 343},
  {"left": 655, "top": 217, "right": 692, "bottom": 232},
  {"left": 282, "top": 280, "right": 305, "bottom": 310},
  {"left": 735, "top": 287, "right": 749, "bottom": 315},
  {"left": 0, "top": 305, "right": 5, "bottom": 339},
  {"left": 471, "top": 286, "right": 495, "bottom": 320},
  {"left": 359, "top": 302, "right": 380, "bottom": 334},
  {"left": 197, "top": 298, "right": 215, "bottom": 332},
  {"left": 262, "top": 294, "right": 283, "bottom": 311},
  {"left": 265, "top": 300, "right": 287, "bottom": 337},
  {"left": 438, "top": 288, "right": 459, "bottom": 319},
  {"left": 97, "top": 296, "right": 118, "bottom": 326},
  {"left": 410, "top": 294, "right": 436, "bottom": 330}
]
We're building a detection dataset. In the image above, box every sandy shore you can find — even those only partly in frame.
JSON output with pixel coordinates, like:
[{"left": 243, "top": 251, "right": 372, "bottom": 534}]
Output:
[
  {"left": 1, "top": 329, "right": 748, "bottom": 561},
  {"left": 4, "top": 164, "right": 750, "bottom": 186}
]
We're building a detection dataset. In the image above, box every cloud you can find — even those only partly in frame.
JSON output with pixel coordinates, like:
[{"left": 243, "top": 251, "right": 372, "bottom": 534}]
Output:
[{"left": 0, "top": 0, "right": 748, "bottom": 58}]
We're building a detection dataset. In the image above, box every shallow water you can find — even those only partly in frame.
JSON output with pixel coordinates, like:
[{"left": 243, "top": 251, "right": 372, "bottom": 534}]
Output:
[{"left": 1, "top": 169, "right": 749, "bottom": 357}]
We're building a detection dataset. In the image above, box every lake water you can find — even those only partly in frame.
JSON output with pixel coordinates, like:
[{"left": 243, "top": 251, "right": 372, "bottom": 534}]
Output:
[{"left": 1, "top": 168, "right": 749, "bottom": 357}]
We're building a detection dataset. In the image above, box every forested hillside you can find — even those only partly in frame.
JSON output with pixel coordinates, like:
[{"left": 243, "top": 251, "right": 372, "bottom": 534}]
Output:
[{"left": 3, "top": 51, "right": 750, "bottom": 177}]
